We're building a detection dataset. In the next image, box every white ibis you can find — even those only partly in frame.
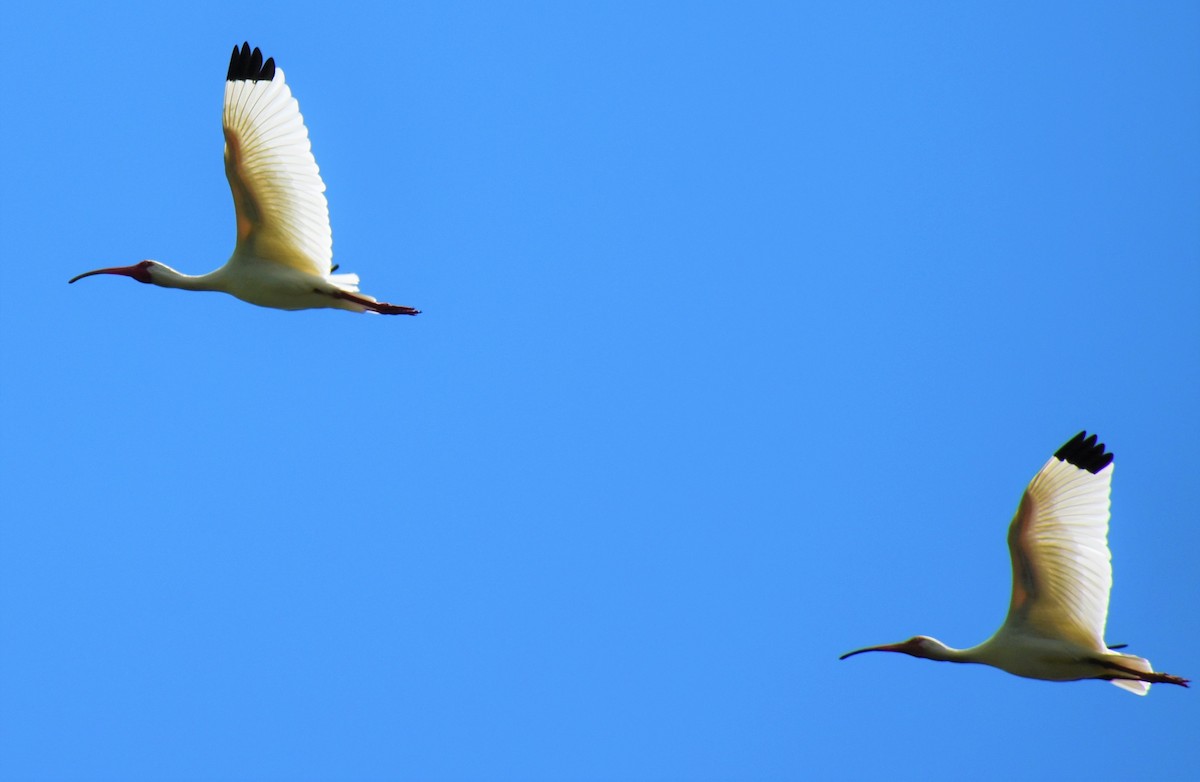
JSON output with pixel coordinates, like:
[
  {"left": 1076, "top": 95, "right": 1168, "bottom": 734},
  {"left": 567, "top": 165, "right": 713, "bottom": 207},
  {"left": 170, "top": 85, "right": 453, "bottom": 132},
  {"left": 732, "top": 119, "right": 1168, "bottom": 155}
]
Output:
[
  {"left": 70, "top": 43, "right": 419, "bottom": 315},
  {"left": 841, "top": 432, "right": 1188, "bottom": 695}
]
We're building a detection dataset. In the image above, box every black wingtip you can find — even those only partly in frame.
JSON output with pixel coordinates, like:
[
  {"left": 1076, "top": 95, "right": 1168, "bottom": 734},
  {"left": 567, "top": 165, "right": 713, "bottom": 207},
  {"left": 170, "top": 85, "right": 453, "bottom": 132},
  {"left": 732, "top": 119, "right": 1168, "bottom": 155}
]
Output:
[
  {"left": 227, "top": 42, "right": 276, "bottom": 83},
  {"left": 1054, "top": 431, "right": 1114, "bottom": 474}
]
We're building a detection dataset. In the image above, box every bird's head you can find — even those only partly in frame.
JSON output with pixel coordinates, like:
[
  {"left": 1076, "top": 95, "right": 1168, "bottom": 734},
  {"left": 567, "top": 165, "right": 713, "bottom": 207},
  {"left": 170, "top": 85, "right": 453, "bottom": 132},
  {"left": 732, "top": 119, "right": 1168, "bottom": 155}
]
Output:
[
  {"left": 69, "top": 259, "right": 161, "bottom": 285},
  {"left": 840, "top": 635, "right": 953, "bottom": 662}
]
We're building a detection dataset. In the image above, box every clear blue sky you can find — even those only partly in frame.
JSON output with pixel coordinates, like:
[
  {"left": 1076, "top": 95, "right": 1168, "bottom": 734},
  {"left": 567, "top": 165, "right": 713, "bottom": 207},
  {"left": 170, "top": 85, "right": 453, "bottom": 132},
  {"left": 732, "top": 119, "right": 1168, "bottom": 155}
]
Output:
[{"left": 2, "top": 2, "right": 1197, "bottom": 780}]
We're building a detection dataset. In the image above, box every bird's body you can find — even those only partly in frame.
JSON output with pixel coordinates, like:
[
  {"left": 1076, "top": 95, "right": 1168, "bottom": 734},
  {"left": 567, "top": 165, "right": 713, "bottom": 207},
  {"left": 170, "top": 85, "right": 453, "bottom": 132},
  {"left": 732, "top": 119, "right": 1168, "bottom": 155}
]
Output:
[
  {"left": 841, "top": 432, "right": 1187, "bottom": 695},
  {"left": 892, "top": 627, "right": 1160, "bottom": 691},
  {"left": 70, "top": 43, "right": 419, "bottom": 316},
  {"left": 111, "top": 259, "right": 372, "bottom": 313}
]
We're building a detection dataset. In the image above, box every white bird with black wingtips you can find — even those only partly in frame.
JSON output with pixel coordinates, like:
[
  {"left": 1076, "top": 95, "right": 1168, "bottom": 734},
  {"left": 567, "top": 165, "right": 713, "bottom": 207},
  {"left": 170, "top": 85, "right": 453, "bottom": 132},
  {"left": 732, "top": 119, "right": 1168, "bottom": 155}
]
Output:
[
  {"left": 70, "top": 43, "right": 420, "bottom": 316},
  {"left": 841, "top": 432, "right": 1187, "bottom": 695}
]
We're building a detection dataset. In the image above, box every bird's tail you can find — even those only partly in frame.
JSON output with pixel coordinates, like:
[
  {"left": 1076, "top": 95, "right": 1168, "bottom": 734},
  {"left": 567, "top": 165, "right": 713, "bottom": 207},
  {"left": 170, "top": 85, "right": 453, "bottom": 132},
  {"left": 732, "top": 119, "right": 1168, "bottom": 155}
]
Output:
[
  {"left": 329, "top": 272, "right": 361, "bottom": 292},
  {"left": 1104, "top": 653, "right": 1153, "bottom": 695}
]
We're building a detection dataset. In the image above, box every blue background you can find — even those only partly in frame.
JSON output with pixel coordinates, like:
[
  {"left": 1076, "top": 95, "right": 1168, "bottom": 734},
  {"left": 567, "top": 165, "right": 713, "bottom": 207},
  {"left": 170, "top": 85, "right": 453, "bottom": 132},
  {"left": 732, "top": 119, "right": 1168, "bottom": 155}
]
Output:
[{"left": 2, "top": 2, "right": 1197, "bottom": 780}]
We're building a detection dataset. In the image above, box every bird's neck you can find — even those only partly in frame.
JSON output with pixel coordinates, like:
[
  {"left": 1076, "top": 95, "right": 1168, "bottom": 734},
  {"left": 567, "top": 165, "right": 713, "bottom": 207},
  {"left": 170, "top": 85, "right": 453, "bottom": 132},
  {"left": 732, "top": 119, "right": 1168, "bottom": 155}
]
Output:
[
  {"left": 151, "top": 265, "right": 224, "bottom": 292},
  {"left": 920, "top": 639, "right": 976, "bottom": 664}
]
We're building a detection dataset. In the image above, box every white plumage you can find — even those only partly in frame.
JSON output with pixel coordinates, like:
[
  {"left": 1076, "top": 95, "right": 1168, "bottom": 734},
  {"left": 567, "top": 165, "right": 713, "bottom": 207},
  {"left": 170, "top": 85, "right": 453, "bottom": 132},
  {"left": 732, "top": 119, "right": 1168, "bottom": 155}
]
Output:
[
  {"left": 1006, "top": 451, "right": 1113, "bottom": 652},
  {"left": 70, "top": 43, "right": 420, "bottom": 316},
  {"left": 841, "top": 432, "right": 1187, "bottom": 695}
]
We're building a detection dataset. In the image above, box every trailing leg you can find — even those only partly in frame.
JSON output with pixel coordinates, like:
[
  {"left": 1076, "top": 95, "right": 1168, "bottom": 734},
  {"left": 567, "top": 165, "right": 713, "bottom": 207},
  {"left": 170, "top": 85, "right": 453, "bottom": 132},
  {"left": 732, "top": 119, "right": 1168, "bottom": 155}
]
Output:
[
  {"left": 330, "top": 288, "right": 420, "bottom": 315},
  {"left": 1098, "top": 657, "right": 1189, "bottom": 688}
]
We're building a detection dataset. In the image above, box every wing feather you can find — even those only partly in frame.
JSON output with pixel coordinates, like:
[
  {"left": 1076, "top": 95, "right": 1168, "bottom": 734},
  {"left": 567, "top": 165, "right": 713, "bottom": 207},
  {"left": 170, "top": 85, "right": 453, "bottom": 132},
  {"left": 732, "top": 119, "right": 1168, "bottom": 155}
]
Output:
[
  {"left": 223, "top": 44, "right": 332, "bottom": 277},
  {"left": 1004, "top": 432, "right": 1114, "bottom": 649}
]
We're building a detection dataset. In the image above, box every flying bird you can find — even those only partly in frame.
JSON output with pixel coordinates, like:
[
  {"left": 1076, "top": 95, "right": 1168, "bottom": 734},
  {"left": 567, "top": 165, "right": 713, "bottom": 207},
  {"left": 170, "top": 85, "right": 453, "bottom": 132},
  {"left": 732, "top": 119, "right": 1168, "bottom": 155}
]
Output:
[
  {"left": 70, "top": 43, "right": 420, "bottom": 315},
  {"left": 841, "top": 432, "right": 1187, "bottom": 695}
]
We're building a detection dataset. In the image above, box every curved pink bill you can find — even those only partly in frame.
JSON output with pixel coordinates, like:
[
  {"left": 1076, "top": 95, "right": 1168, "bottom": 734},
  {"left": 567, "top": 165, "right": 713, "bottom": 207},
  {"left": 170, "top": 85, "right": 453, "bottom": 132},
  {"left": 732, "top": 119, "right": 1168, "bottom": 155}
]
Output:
[
  {"left": 69, "top": 264, "right": 147, "bottom": 284},
  {"left": 839, "top": 642, "right": 908, "bottom": 660}
]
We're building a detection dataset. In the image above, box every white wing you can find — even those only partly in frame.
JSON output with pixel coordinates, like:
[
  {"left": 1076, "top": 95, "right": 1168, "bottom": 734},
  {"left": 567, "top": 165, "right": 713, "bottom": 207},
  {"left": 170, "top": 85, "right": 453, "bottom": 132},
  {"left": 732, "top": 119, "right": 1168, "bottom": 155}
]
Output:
[
  {"left": 1003, "top": 432, "right": 1114, "bottom": 650},
  {"left": 223, "top": 43, "right": 332, "bottom": 278}
]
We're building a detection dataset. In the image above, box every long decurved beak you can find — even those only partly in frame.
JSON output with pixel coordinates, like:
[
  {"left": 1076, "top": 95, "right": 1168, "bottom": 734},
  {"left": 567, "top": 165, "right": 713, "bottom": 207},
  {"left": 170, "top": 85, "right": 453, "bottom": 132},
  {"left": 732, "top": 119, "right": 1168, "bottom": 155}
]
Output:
[
  {"left": 69, "top": 265, "right": 144, "bottom": 284},
  {"left": 839, "top": 642, "right": 908, "bottom": 660}
]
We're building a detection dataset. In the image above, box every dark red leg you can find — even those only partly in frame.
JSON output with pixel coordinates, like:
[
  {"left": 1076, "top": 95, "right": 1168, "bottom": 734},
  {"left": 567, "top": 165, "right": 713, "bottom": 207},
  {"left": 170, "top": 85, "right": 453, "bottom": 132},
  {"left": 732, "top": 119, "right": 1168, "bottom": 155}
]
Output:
[
  {"left": 1099, "top": 658, "right": 1190, "bottom": 688},
  {"left": 331, "top": 289, "right": 421, "bottom": 316}
]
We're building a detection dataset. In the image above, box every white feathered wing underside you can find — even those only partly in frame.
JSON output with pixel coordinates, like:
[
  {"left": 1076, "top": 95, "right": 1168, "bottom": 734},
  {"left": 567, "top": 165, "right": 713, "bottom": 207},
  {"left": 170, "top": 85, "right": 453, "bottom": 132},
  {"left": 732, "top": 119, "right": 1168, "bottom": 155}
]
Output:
[
  {"left": 224, "top": 67, "right": 349, "bottom": 285},
  {"left": 1005, "top": 457, "right": 1113, "bottom": 652}
]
